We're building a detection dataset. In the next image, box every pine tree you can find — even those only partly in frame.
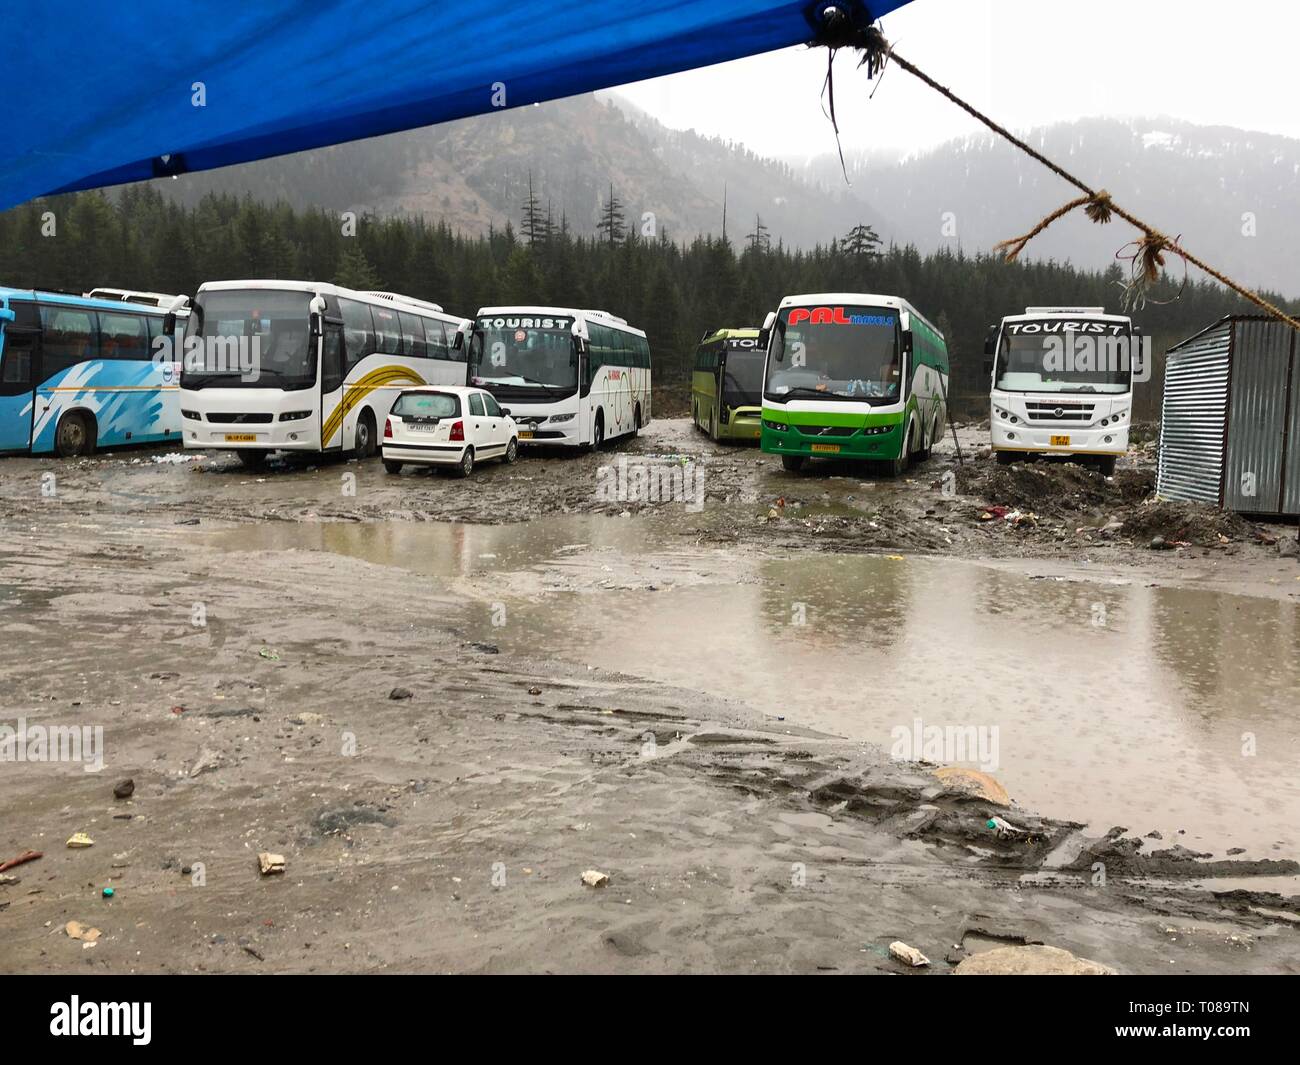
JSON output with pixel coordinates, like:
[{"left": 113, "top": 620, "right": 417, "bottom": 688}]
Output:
[
  {"left": 333, "top": 245, "right": 383, "bottom": 290},
  {"left": 595, "top": 183, "right": 625, "bottom": 247}
]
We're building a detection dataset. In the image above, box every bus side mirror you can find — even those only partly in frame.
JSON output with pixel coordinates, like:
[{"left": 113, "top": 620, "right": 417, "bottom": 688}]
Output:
[
  {"left": 983, "top": 360, "right": 994, "bottom": 376},
  {"left": 900, "top": 331, "right": 914, "bottom": 355},
  {"left": 983, "top": 326, "right": 999, "bottom": 356},
  {"left": 453, "top": 321, "right": 471, "bottom": 351},
  {"left": 758, "top": 310, "right": 776, "bottom": 351},
  {"left": 308, "top": 295, "right": 327, "bottom": 338},
  {"left": 163, "top": 312, "right": 176, "bottom": 335},
  {"left": 0, "top": 307, "right": 14, "bottom": 324}
]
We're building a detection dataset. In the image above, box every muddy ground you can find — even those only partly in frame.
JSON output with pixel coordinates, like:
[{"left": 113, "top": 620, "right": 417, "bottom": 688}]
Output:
[{"left": 1, "top": 419, "right": 1298, "bottom": 974}]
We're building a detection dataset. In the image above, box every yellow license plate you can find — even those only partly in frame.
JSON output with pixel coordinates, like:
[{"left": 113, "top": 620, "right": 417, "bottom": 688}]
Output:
[
  {"left": 224, "top": 433, "right": 257, "bottom": 443},
  {"left": 517, "top": 431, "right": 533, "bottom": 440},
  {"left": 1050, "top": 435, "right": 1071, "bottom": 446},
  {"left": 811, "top": 443, "right": 840, "bottom": 454}
]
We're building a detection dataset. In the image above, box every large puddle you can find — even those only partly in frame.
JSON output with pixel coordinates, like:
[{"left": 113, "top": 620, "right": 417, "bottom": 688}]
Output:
[{"left": 204, "top": 516, "right": 1300, "bottom": 855}]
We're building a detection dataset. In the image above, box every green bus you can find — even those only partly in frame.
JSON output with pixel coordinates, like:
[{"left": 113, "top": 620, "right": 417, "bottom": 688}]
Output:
[
  {"left": 691, "top": 328, "right": 765, "bottom": 443},
  {"left": 759, "top": 293, "right": 949, "bottom": 475}
]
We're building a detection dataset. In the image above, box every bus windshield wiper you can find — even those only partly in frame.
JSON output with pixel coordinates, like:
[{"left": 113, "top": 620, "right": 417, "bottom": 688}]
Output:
[{"left": 776, "top": 386, "right": 839, "bottom": 399}]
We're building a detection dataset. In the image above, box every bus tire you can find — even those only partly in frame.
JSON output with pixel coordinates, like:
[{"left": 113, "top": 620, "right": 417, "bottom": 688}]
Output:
[
  {"left": 995, "top": 450, "right": 1017, "bottom": 466},
  {"left": 1095, "top": 455, "right": 1117, "bottom": 477},
  {"left": 590, "top": 411, "right": 604, "bottom": 452},
  {"left": 354, "top": 410, "right": 377, "bottom": 458},
  {"left": 632, "top": 404, "right": 642, "bottom": 437},
  {"left": 237, "top": 450, "right": 268, "bottom": 470},
  {"left": 781, "top": 455, "right": 805, "bottom": 472},
  {"left": 504, "top": 437, "right": 519, "bottom": 464},
  {"left": 383, "top": 460, "right": 403, "bottom": 475},
  {"left": 54, "top": 411, "right": 96, "bottom": 458},
  {"left": 453, "top": 447, "right": 474, "bottom": 478},
  {"left": 883, "top": 426, "right": 913, "bottom": 478}
]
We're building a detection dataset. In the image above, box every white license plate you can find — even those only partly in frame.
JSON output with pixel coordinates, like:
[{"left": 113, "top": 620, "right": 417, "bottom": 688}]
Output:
[{"left": 407, "top": 422, "right": 437, "bottom": 432}]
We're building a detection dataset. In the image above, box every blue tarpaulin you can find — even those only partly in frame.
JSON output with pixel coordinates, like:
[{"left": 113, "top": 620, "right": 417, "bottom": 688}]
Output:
[{"left": 2, "top": 1, "right": 910, "bottom": 213}]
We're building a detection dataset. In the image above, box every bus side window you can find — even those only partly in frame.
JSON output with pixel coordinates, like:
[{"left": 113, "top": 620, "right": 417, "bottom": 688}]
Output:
[
  {"left": 339, "top": 298, "right": 375, "bottom": 371},
  {"left": 373, "top": 307, "right": 401, "bottom": 356},
  {"left": 39, "top": 307, "right": 98, "bottom": 377},
  {"left": 425, "top": 318, "right": 450, "bottom": 361},
  {"left": 400, "top": 312, "right": 426, "bottom": 358},
  {"left": 99, "top": 312, "right": 149, "bottom": 361}
]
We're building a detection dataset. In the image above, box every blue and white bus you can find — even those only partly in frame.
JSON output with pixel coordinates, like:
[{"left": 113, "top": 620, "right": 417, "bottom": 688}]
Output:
[{"left": 0, "top": 287, "right": 185, "bottom": 456}]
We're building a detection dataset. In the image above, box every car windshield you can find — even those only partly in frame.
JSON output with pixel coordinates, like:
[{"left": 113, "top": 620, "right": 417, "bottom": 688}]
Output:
[
  {"left": 765, "top": 305, "right": 900, "bottom": 402},
  {"left": 393, "top": 392, "right": 459, "bottom": 418},
  {"left": 471, "top": 315, "right": 577, "bottom": 390},
  {"left": 182, "top": 289, "right": 314, "bottom": 389},
  {"left": 995, "top": 320, "right": 1132, "bottom": 394}
]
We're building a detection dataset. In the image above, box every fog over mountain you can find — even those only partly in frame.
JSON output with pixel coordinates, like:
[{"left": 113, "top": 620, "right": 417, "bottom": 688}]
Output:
[{"left": 144, "top": 98, "right": 1299, "bottom": 296}]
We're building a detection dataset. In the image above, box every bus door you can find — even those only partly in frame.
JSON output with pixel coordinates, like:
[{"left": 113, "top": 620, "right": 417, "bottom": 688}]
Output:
[
  {"left": 319, "top": 319, "right": 345, "bottom": 451},
  {"left": 0, "top": 307, "right": 40, "bottom": 451}
]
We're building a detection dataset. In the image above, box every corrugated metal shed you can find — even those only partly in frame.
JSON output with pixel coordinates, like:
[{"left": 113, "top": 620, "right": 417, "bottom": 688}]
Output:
[{"left": 1158, "top": 316, "right": 1299, "bottom": 516}]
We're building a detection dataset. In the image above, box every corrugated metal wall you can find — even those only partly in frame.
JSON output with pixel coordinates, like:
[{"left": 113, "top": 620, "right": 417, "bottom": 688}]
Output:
[
  {"left": 1224, "top": 320, "right": 1294, "bottom": 513},
  {"left": 1158, "top": 319, "right": 1231, "bottom": 504}
]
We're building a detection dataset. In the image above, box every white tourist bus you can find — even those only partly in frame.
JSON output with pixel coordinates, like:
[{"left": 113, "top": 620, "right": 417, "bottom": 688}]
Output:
[
  {"left": 469, "top": 306, "right": 651, "bottom": 448},
  {"left": 172, "top": 280, "right": 470, "bottom": 468},
  {"left": 985, "top": 306, "right": 1138, "bottom": 475}
]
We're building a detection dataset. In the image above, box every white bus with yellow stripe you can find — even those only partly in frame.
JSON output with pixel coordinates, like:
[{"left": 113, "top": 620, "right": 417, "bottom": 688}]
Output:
[{"left": 174, "top": 280, "right": 469, "bottom": 468}]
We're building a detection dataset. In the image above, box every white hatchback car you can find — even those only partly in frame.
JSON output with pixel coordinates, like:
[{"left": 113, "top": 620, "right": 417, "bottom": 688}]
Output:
[{"left": 382, "top": 386, "right": 519, "bottom": 477}]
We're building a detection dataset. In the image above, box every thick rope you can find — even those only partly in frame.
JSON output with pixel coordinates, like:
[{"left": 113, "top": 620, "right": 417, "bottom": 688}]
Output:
[{"left": 855, "top": 27, "right": 1300, "bottom": 331}]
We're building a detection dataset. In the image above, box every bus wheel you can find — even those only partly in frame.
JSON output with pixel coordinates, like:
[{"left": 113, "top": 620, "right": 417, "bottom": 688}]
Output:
[
  {"left": 237, "top": 450, "right": 267, "bottom": 470},
  {"left": 55, "top": 412, "right": 96, "bottom": 458},
  {"left": 883, "top": 428, "right": 912, "bottom": 478},
  {"left": 504, "top": 438, "right": 519, "bottom": 464},
  {"left": 383, "top": 460, "right": 403, "bottom": 475},
  {"left": 1095, "top": 455, "right": 1117, "bottom": 476},
  {"left": 354, "top": 411, "right": 377, "bottom": 458},
  {"left": 781, "top": 455, "right": 805, "bottom": 472},
  {"left": 590, "top": 412, "right": 604, "bottom": 452},
  {"left": 453, "top": 447, "right": 474, "bottom": 478},
  {"left": 632, "top": 404, "right": 642, "bottom": 437},
  {"left": 994, "top": 450, "right": 1017, "bottom": 466}
]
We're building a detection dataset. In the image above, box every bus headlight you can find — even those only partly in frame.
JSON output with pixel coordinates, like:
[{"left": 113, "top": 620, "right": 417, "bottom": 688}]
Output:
[
  {"left": 861, "top": 424, "right": 892, "bottom": 436},
  {"left": 279, "top": 410, "right": 312, "bottom": 422},
  {"left": 181, "top": 409, "right": 200, "bottom": 421},
  {"left": 548, "top": 413, "right": 575, "bottom": 424},
  {"left": 762, "top": 419, "right": 789, "bottom": 432}
]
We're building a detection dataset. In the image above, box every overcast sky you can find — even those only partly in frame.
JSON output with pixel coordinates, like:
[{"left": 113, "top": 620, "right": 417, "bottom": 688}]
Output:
[{"left": 614, "top": 0, "right": 1295, "bottom": 160}]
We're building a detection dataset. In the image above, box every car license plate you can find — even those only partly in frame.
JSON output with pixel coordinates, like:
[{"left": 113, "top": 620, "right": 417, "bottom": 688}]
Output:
[
  {"left": 811, "top": 443, "right": 840, "bottom": 454},
  {"left": 518, "top": 431, "right": 533, "bottom": 440},
  {"left": 224, "top": 433, "right": 257, "bottom": 443},
  {"left": 408, "top": 422, "right": 436, "bottom": 431},
  {"left": 1050, "top": 435, "right": 1071, "bottom": 446}
]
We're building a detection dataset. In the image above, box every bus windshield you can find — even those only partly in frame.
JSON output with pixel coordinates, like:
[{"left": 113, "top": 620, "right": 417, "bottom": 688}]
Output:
[
  {"left": 182, "top": 289, "right": 314, "bottom": 389},
  {"left": 995, "top": 320, "right": 1132, "bottom": 394},
  {"left": 766, "top": 305, "right": 900, "bottom": 402},
  {"left": 722, "top": 347, "right": 765, "bottom": 407},
  {"left": 472, "top": 316, "right": 577, "bottom": 391}
]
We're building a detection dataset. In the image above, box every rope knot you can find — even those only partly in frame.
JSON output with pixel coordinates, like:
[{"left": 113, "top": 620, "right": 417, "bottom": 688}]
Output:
[{"left": 1084, "top": 191, "right": 1113, "bottom": 225}]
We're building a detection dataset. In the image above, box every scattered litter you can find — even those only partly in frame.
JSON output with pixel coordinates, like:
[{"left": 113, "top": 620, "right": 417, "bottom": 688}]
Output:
[
  {"left": 189, "top": 748, "right": 223, "bottom": 777},
  {"left": 889, "top": 941, "right": 930, "bottom": 967},
  {"left": 258, "top": 648, "right": 280, "bottom": 660},
  {"left": 0, "top": 850, "right": 42, "bottom": 874},
  {"left": 986, "top": 816, "right": 1026, "bottom": 839},
  {"left": 113, "top": 779, "right": 134, "bottom": 800},
  {"left": 152, "top": 452, "right": 199, "bottom": 464},
  {"left": 65, "top": 921, "right": 101, "bottom": 943},
  {"left": 257, "top": 852, "right": 286, "bottom": 876},
  {"left": 528, "top": 686, "right": 542, "bottom": 696},
  {"left": 170, "top": 705, "right": 186, "bottom": 715},
  {"left": 581, "top": 869, "right": 610, "bottom": 888},
  {"left": 885, "top": 554, "right": 905, "bottom": 561},
  {"left": 389, "top": 687, "right": 414, "bottom": 700},
  {"left": 102, "top": 887, "right": 115, "bottom": 899},
  {"left": 953, "top": 944, "right": 1114, "bottom": 975},
  {"left": 66, "top": 833, "right": 94, "bottom": 849}
]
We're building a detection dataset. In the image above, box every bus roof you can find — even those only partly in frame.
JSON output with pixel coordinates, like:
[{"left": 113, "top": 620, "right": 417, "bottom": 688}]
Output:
[
  {"left": 1003, "top": 307, "right": 1130, "bottom": 323},
  {"left": 195, "top": 279, "right": 464, "bottom": 322},
  {"left": 700, "top": 327, "right": 760, "bottom": 343},
  {"left": 0, "top": 285, "right": 172, "bottom": 314},
  {"left": 476, "top": 306, "right": 646, "bottom": 337},
  {"left": 777, "top": 293, "right": 943, "bottom": 340}
]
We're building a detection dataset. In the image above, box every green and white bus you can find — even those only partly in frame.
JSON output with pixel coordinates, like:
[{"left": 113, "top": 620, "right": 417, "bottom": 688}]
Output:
[
  {"left": 759, "top": 293, "right": 949, "bottom": 475},
  {"left": 691, "top": 327, "right": 765, "bottom": 443}
]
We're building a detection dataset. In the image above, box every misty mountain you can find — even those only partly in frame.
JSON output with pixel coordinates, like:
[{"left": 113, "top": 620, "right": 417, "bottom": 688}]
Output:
[
  {"left": 146, "top": 93, "right": 881, "bottom": 251},
  {"left": 792, "top": 117, "right": 1300, "bottom": 295}
]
